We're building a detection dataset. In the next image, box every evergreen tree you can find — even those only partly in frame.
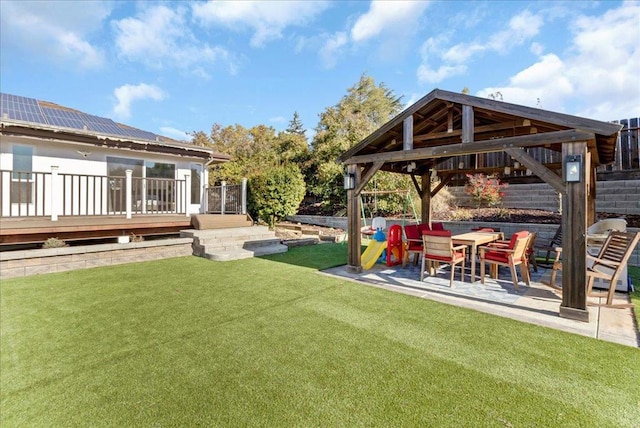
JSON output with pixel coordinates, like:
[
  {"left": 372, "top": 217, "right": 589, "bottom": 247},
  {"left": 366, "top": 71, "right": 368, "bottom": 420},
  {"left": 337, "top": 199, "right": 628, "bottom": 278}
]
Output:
[
  {"left": 286, "top": 111, "right": 306, "bottom": 136},
  {"left": 309, "top": 73, "right": 405, "bottom": 212}
]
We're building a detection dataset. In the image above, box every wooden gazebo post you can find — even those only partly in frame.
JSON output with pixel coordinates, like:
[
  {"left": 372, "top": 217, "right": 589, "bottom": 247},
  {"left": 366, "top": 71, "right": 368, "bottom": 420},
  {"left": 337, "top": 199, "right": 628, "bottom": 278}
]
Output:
[
  {"left": 421, "top": 173, "right": 431, "bottom": 225},
  {"left": 559, "top": 141, "right": 589, "bottom": 321},
  {"left": 346, "top": 164, "right": 362, "bottom": 273}
]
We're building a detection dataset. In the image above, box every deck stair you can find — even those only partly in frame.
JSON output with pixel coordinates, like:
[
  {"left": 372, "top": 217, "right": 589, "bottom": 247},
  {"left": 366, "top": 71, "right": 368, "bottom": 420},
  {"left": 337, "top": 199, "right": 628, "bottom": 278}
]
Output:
[{"left": 181, "top": 226, "right": 287, "bottom": 261}]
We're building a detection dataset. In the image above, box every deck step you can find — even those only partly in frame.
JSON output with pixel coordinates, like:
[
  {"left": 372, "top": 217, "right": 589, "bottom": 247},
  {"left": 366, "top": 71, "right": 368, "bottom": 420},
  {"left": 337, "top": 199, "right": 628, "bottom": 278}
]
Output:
[{"left": 182, "top": 225, "right": 288, "bottom": 261}]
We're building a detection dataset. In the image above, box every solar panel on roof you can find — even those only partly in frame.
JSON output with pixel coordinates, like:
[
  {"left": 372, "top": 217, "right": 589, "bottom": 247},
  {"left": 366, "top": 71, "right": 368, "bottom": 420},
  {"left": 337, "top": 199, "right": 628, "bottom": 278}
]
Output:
[
  {"left": 0, "top": 93, "right": 48, "bottom": 124},
  {"left": 41, "top": 107, "right": 85, "bottom": 129},
  {"left": 1, "top": 92, "right": 161, "bottom": 142}
]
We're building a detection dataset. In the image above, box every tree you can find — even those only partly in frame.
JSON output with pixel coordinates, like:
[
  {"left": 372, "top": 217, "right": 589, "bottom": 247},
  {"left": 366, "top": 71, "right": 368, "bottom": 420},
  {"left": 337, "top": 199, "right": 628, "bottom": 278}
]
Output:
[
  {"left": 286, "top": 111, "right": 306, "bottom": 136},
  {"left": 206, "top": 123, "right": 280, "bottom": 185},
  {"left": 309, "top": 74, "right": 405, "bottom": 211},
  {"left": 247, "top": 164, "right": 306, "bottom": 228}
]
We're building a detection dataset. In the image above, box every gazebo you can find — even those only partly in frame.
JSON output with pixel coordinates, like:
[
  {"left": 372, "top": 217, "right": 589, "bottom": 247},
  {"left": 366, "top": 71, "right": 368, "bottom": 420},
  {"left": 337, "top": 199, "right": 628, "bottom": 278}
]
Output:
[{"left": 337, "top": 89, "right": 622, "bottom": 322}]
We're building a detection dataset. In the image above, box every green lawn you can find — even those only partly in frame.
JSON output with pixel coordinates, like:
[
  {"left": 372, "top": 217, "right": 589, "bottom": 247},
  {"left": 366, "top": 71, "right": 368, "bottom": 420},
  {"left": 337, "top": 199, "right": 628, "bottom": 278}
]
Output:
[{"left": 2, "top": 244, "right": 639, "bottom": 427}]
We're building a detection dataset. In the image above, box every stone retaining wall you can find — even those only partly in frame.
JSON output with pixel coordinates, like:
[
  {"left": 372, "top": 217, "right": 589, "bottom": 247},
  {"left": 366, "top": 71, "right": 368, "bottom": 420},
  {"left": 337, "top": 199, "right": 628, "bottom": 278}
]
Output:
[
  {"left": 448, "top": 179, "right": 640, "bottom": 215},
  {"left": 0, "top": 238, "right": 193, "bottom": 279},
  {"left": 287, "top": 215, "right": 640, "bottom": 267}
]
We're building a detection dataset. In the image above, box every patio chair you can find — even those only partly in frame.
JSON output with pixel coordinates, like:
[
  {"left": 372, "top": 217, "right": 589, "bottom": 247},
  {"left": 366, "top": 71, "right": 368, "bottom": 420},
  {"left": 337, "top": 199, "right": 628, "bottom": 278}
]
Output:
[
  {"left": 403, "top": 224, "right": 423, "bottom": 266},
  {"left": 526, "top": 232, "right": 538, "bottom": 274},
  {"left": 479, "top": 231, "right": 530, "bottom": 290},
  {"left": 586, "top": 231, "right": 639, "bottom": 307},
  {"left": 538, "top": 226, "right": 562, "bottom": 266},
  {"left": 546, "top": 231, "right": 639, "bottom": 307},
  {"left": 420, "top": 230, "right": 466, "bottom": 287}
]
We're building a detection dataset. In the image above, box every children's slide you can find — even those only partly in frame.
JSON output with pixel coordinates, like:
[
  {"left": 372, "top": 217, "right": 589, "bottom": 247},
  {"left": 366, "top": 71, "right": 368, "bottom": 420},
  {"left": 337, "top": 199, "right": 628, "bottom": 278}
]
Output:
[{"left": 361, "top": 240, "right": 387, "bottom": 270}]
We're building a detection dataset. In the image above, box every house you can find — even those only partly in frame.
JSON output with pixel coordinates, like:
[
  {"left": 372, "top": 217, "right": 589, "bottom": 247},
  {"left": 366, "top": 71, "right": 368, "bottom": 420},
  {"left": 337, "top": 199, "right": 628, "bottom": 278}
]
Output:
[{"left": 0, "top": 93, "right": 246, "bottom": 245}]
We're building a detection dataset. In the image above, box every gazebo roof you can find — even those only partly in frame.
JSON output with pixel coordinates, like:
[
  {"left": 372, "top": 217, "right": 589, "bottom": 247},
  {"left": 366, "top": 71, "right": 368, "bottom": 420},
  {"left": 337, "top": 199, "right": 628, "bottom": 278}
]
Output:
[{"left": 338, "top": 89, "right": 621, "bottom": 176}]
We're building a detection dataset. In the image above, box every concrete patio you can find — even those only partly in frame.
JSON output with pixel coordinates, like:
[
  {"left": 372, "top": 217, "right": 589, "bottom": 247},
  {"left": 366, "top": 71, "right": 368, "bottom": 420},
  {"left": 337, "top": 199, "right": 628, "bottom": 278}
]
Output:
[{"left": 322, "top": 262, "right": 639, "bottom": 348}]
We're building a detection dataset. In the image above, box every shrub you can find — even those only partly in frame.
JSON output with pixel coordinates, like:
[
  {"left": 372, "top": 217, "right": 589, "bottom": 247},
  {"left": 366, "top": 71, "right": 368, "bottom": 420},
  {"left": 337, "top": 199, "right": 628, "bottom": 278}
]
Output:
[
  {"left": 450, "top": 208, "right": 473, "bottom": 221},
  {"left": 42, "top": 237, "right": 68, "bottom": 249},
  {"left": 465, "top": 173, "right": 507, "bottom": 207},
  {"left": 248, "top": 164, "right": 306, "bottom": 228}
]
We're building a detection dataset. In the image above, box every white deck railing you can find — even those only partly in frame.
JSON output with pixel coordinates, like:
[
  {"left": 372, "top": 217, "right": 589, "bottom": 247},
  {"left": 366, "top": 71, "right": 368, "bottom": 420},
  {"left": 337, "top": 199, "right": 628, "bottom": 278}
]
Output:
[{"left": 0, "top": 168, "right": 190, "bottom": 220}]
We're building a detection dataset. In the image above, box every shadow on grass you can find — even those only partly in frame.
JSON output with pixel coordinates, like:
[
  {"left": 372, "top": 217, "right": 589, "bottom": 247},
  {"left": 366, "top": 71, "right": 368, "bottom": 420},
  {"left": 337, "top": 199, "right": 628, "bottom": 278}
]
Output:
[
  {"left": 258, "top": 243, "right": 350, "bottom": 270},
  {"left": 259, "top": 243, "right": 374, "bottom": 271}
]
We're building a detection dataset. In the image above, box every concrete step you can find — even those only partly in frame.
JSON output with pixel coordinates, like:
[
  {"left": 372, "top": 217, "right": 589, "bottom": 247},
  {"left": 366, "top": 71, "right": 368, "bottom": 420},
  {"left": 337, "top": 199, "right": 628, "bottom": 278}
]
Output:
[
  {"left": 203, "top": 243, "right": 289, "bottom": 261},
  {"left": 183, "top": 225, "right": 288, "bottom": 261},
  {"left": 181, "top": 225, "right": 270, "bottom": 239},
  {"left": 194, "top": 238, "right": 283, "bottom": 253}
]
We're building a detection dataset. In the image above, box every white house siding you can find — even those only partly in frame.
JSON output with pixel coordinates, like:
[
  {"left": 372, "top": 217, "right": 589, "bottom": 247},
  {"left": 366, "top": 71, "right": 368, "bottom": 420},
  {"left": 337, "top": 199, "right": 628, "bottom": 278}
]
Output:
[{"left": 0, "top": 134, "right": 209, "bottom": 216}]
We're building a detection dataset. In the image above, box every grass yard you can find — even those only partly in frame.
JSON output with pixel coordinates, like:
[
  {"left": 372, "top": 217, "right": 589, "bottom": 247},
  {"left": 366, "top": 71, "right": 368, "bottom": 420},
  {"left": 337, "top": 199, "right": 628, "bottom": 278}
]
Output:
[{"left": 2, "top": 244, "right": 639, "bottom": 427}]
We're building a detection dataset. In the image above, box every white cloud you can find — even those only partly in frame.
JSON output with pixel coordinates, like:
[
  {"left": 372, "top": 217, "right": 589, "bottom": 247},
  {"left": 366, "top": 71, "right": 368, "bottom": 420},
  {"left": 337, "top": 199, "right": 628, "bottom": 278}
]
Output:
[
  {"left": 0, "top": 0, "right": 109, "bottom": 69},
  {"left": 192, "top": 1, "right": 330, "bottom": 47},
  {"left": 351, "top": 0, "right": 430, "bottom": 42},
  {"left": 530, "top": 42, "right": 544, "bottom": 56},
  {"left": 477, "top": 54, "right": 573, "bottom": 111},
  {"left": 417, "top": 63, "right": 468, "bottom": 85},
  {"left": 319, "top": 32, "right": 348, "bottom": 69},
  {"left": 417, "top": 35, "right": 468, "bottom": 83},
  {"left": 112, "top": 83, "right": 166, "bottom": 120},
  {"left": 159, "top": 126, "right": 191, "bottom": 141},
  {"left": 476, "top": 2, "right": 640, "bottom": 121},
  {"left": 113, "top": 4, "right": 236, "bottom": 77},
  {"left": 487, "top": 10, "right": 543, "bottom": 53},
  {"left": 417, "top": 9, "right": 543, "bottom": 84}
]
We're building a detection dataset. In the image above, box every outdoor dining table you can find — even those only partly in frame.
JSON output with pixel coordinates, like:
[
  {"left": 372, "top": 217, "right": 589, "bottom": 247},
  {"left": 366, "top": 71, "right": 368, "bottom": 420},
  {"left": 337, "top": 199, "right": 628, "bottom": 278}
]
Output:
[{"left": 451, "top": 231, "right": 505, "bottom": 282}]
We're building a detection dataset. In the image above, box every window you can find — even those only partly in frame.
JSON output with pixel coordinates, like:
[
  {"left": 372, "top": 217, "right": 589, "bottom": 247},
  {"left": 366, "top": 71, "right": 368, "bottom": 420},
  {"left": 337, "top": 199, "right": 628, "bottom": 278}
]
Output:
[
  {"left": 191, "top": 164, "right": 202, "bottom": 203},
  {"left": 107, "top": 157, "right": 143, "bottom": 212},
  {"left": 11, "top": 145, "right": 33, "bottom": 203},
  {"left": 145, "top": 161, "right": 175, "bottom": 179},
  {"left": 107, "top": 156, "right": 143, "bottom": 178}
]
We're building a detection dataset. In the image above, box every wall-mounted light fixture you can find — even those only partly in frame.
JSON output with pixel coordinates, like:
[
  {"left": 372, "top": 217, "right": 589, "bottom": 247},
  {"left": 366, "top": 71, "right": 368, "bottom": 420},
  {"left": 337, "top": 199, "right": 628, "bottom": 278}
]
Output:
[
  {"left": 564, "top": 154, "right": 582, "bottom": 183},
  {"left": 458, "top": 162, "right": 464, "bottom": 169},
  {"left": 343, "top": 173, "right": 356, "bottom": 190},
  {"left": 514, "top": 161, "right": 520, "bottom": 169},
  {"left": 504, "top": 166, "right": 511, "bottom": 175}
]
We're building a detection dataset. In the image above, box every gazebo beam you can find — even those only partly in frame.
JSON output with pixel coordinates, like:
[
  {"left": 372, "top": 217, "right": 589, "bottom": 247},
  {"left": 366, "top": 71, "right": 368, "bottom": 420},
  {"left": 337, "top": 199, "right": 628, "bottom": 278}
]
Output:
[
  {"left": 355, "top": 162, "right": 384, "bottom": 195},
  {"left": 505, "top": 148, "right": 565, "bottom": 194},
  {"left": 343, "top": 130, "right": 594, "bottom": 165}
]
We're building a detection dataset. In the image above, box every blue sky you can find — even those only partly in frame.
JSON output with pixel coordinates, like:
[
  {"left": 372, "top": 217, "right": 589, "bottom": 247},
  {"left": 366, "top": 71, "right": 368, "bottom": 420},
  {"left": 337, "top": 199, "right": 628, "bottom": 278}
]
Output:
[{"left": 1, "top": 1, "right": 638, "bottom": 142}]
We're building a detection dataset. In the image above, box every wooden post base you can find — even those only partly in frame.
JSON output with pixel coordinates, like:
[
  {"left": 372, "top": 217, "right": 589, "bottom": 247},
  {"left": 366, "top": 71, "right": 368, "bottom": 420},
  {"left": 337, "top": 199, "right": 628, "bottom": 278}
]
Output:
[{"left": 559, "top": 305, "right": 590, "bottom": 322}]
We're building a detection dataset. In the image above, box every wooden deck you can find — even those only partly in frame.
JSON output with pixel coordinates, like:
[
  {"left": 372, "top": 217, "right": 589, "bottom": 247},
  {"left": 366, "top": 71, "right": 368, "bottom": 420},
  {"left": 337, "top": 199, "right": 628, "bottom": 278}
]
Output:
[{"left": 0, "top": 214, "right": 251, "bottom": 245}]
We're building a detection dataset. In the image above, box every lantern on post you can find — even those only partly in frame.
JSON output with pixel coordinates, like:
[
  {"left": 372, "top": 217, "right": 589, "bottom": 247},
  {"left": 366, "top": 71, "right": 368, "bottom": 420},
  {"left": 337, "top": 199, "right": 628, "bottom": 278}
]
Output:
[
  {"left": 564, "top": 155, "right": 583, "bottom": 183},
  {"left": 343, "top": 173, "right": 356, "bottom": 190}
]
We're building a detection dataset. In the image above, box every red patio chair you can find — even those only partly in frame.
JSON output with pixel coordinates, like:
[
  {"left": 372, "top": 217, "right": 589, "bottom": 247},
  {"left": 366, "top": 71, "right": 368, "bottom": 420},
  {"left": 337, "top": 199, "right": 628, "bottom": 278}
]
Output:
[
  {"left": 479, "top": 231, "right": 530, "bottom": 290},
  {"left": 403, "top": 224, "right": 423, "bottom": 266},
  {"left": 421, "top": 230, "right": 466, "bottom": 287}
]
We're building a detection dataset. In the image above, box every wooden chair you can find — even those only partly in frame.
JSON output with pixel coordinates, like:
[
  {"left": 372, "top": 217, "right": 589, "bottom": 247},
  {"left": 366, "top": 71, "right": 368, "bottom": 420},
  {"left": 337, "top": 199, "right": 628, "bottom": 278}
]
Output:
[
  {"left": 479, "top": 231, "right": 530, "bottom": 290},
  {"left": 546, "top": 231, "right": 639, "bottom": 307},
  {"left": 403, "top": 224, "right": 424, "bottom": 267},
  {"left": 539, "top": 226, "right": 562, "bottom": 265},
  {"left": 586, "top": 231, "right": 639, "bottom": 307},
  {"left": 421, "top": 230, "right": 466, "bottom": 287},
  {"left": 545, "top": 245, "right": 564, "bottom": 291},
  {"left": 526, "top": 232, "right": 538, "bottom": 273}
]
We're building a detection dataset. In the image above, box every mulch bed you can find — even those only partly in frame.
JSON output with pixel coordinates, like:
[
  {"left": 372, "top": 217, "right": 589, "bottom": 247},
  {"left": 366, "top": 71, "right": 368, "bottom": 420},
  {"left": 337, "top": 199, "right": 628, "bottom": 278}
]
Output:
[{"left": 287, "top": 208, "right": 639, "bottom": 235}]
